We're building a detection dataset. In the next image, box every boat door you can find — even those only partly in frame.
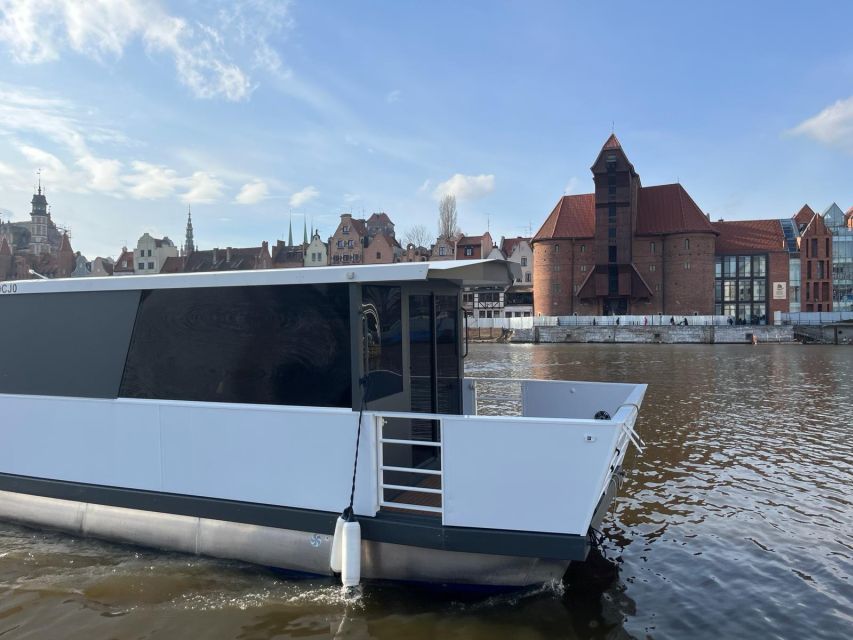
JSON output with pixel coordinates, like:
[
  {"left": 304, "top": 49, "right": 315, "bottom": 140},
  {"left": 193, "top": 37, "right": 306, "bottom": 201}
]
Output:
[{"left": 408, "top": 292, "right": 461, "bottom": 415}]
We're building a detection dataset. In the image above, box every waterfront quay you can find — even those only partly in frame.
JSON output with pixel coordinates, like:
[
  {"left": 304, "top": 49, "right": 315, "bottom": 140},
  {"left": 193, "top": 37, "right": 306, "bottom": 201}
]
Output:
[{"left": 511, "top": 324, "right": 794, "bottom": 344}]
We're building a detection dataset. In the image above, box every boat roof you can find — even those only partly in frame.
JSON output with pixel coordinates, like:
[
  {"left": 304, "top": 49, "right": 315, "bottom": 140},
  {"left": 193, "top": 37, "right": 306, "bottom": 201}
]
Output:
[{"left": 2, "top": 259, "right": 520, "bottom": 295}]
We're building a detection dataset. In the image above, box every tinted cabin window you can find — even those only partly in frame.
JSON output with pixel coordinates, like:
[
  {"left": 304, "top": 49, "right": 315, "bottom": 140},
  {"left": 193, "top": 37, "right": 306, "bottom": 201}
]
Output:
[
  {"left": 0, "top": 290, "right": 140, "bottom": 398},
  {"left": 361, "top": 285, "right": 403, "bottom": 400},
  {"left": 120, "top": 284, "right": 351, "bottom": 407}
]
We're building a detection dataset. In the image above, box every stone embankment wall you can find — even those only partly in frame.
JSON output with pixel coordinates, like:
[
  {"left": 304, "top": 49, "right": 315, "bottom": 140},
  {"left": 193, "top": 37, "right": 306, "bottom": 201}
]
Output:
[
  {"left": 510, "top": 325, "right": 795, "bottom": 344},
  {"left": 793, "top": 324, "right": 853, "bottom": 345}
]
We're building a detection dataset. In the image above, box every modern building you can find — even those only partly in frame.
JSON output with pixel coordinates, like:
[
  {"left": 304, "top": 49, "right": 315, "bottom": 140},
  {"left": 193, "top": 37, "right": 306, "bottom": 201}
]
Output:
[
  {"left": 532, "top": 134, "right": 717, "bottom": 316},
  {"left": 134, "top": 233, "right": 178, "bottom": 275},
  {"left": 711, "top": 220, "right": 788, "bottom": 323},
  {"left": 823, "top": 202, "right": 853, "bottom": 312}
]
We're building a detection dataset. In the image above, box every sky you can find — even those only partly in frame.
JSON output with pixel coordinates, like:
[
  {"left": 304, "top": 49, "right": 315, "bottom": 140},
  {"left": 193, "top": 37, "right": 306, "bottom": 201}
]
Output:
[{"left": 0, "top": 0, "right": 851, "bottom": 259}]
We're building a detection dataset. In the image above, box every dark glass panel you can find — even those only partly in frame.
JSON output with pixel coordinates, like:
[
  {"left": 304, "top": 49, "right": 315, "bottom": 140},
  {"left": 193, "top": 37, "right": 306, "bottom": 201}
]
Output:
[
  {"left": 120, "top": 284, "right": 351, "bottom": 407},
  {"left": 409, "top": 294, "right": 434, "bottom": 413},
  {"left": 362, "top": 286, "right": 403, "bottom": 400},
  {"left": 435, "top": 295, "right": 460, "bottom": 415},
  {"left": 0, "top": 290, "right": 139, "bottom": 398}
]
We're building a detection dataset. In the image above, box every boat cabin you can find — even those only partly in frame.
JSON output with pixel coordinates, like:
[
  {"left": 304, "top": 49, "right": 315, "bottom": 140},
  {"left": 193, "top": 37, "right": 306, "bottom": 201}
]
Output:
[{"left": 0, "top": 260, "right": 513, "bottom": 414}]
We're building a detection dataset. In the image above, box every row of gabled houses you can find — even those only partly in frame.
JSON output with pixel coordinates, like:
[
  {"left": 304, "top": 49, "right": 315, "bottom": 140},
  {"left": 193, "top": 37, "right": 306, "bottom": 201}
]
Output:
[{"left": 4, "top": 135, "right": 850, "bottom": 322}]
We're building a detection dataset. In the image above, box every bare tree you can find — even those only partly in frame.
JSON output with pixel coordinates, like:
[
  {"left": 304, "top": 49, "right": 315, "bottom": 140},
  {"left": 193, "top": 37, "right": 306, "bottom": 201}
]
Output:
[
  {"left": 438, "top": 194, "right": 460, "bottom": 239},
  {"left": 403, "top": 224, "right": 431, "bottom": 248}
]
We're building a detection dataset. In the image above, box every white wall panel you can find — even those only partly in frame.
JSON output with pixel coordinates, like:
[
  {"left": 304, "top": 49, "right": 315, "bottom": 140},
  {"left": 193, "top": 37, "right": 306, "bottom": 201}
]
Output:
[
  {"left": 442, "top": 416, "right": 619, "bottom": 535},
  {"left": 0, "top": 395, "right": 378, "bottom": 517}
]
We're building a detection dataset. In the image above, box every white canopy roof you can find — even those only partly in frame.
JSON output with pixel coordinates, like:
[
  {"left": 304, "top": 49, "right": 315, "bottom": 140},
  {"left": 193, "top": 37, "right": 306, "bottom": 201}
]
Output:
[{"left": 2, "top": 259, "right": 520, "bottom": 295}]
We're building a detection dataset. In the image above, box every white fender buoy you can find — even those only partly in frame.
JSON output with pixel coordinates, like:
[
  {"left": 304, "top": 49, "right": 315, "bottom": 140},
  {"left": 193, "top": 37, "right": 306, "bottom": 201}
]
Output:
[
  {"left": 341, "top": 518, "right": 362, "bottom": 588},
  {"left": 330, "top": 515, "right": 346, "bottom": 573}
]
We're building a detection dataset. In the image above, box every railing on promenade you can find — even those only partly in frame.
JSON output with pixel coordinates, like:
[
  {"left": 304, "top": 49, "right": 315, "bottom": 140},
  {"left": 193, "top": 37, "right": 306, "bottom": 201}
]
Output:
[
  {"left": 781, "top": 311, "right": 853, "bottom": 326},
  {"left": 534, "top": 314, "right": 731, "bottom": 327}
]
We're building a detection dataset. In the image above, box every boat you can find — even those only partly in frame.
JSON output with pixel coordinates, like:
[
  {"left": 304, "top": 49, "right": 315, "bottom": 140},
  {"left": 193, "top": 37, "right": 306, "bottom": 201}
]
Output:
[{"left": 0, "top": 259, "right": 646, "bottom": 589}]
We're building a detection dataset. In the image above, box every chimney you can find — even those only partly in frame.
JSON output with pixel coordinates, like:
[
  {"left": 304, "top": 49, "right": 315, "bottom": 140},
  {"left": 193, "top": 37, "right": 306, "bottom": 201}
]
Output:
[
  {"left": 226, "top": 247, "right": 232, "bottom": 263},
  {"left": 213, "top": 248, "right": 219, "bottom": 263}
]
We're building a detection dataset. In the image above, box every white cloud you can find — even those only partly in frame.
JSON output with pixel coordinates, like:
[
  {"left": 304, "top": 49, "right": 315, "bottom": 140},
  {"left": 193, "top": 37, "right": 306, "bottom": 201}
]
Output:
[
  {"left": 235, "top": 179, "right": 269, "bottom": 204},
  {"left": 182, "top": 171, "right": 224, "bottom": 203},
  {"left": 77, "top": 155, "right": 123, "bottom": 191},
  {"left": 0, "top": 0, "right": 288, "bottom": 101},
  {"left": 564, "top": 176, "right": 580, "bottom": 195},
  {"left": 433, "top": 173, "right": 495, "bottom": 201},
  {"left": 290, "top": 185, "right": 319, "bottom": 208},
  {"left": 124, "top": 161, "right": 181, "bottom": 199},
  {"left": 386, "top": 89, "right": 401, "bottom": 103},
  {"left": 790, "top": 96, "right": 853, "bottom": 152}
]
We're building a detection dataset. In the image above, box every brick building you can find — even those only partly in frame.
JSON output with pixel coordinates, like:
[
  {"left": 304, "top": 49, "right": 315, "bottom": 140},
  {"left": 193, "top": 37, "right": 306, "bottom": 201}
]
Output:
[
  {"left": 533, "top": 135, "right": 717, "bottom": 316},
  {"left": 794, "top": 205, "right": 834, "bottom": 312}
]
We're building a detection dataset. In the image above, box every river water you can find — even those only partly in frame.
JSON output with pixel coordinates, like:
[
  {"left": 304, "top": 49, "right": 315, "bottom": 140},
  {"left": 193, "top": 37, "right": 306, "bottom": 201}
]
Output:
[{"left": 1, "top": 343, "right": 851, "bottom": 639}]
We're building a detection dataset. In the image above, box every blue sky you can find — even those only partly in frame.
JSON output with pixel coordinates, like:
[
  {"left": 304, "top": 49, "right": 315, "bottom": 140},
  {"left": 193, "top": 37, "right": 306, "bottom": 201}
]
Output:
[{"left": 0, "top": 0, "right": 851, "bottom": 258}]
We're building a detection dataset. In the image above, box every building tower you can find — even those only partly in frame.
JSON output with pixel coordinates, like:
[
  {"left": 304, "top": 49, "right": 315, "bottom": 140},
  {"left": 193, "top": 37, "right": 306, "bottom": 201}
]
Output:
[
  {"left": 184, "top": 206, "right": 195, "bottom": 256},
  {"left": 579, "top": 134, "right": 651, "bottom": 314},
  {"left": 30, "top": 172, "right": 49, "bottom": 256}
]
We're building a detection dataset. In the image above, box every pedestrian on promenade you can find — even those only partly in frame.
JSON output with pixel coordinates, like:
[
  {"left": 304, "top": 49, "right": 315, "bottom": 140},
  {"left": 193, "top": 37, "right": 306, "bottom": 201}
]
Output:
[
  {"left": 669, "top": 316, "right": 675, "bottom": 325},
  {"left": 643, "top": 316, "right": 648, "bottom": 326}
]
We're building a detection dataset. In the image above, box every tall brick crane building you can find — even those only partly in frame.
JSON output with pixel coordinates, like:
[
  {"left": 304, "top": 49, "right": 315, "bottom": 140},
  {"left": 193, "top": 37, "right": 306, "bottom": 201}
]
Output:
[{"left": 533, "top": 134, "right": 718, "bottom": 316}]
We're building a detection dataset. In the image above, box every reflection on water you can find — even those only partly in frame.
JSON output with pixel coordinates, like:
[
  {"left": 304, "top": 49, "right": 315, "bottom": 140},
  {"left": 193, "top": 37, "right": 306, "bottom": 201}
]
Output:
[{"left": 1, "top": 344, "right": 851, "bottom": 639}]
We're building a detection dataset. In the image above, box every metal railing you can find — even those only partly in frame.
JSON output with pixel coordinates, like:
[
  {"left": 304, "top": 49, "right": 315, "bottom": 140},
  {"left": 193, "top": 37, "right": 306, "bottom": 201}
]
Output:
[{"left": 374, "top": 412, "right": 444, "bottom": 517}]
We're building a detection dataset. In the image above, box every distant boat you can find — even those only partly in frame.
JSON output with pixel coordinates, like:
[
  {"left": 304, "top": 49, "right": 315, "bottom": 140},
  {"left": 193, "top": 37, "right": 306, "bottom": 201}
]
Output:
[{"left": 0, "top": 260, "right": 646, "bottom": 589}]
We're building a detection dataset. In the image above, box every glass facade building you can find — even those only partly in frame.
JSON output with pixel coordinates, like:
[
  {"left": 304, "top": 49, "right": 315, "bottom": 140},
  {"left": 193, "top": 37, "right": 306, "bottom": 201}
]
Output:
[
  {"left": 823, "top": 204, "right": 853, "bottom": 312},
  {"left": 714, "top": 254, "right": 768, "bottom": 324}
]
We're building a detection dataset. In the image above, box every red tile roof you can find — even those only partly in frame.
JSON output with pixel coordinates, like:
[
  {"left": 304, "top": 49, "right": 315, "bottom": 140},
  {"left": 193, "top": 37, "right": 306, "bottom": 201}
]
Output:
[
  {"left": 534, "top": 183, "right": 714, "bottom": 241},
  {"left": 534, "top": 194, "right": 596, "bottom": 240},
  {"left": 793, "top": 205, "right": 816, "bottom": 226},
  {"left": 113, "top": 249, "right": 135, "bottom": 272},
  {"left": 602, "top": 133, "right": 622, "bottom": 150},
  {"left": 635, "top": 184, "right": 716, "bottom": 235},
  {"left": 712, "top": 219, "right": 786, "bottom": 254},
  {"left": 367, "top": 212, "right": 392, "bottom": 226},
  {"left": 500, "top": 236, "right": 529, "bottom": 257}
]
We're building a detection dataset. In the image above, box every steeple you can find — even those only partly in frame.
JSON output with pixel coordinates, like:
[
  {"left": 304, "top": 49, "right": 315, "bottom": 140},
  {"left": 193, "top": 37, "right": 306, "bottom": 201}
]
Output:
[
  {"left": 31, "top": 170, "right": 48, "bottom": 218},
  {"left": 287, "top": 213, "right": 293, "bottom": 247},
  {"left": 303, "top": 217, "right": 308, "bottom": 246},
  {"left": 184, "top": 205, "right": 195, "bottom": 255}
]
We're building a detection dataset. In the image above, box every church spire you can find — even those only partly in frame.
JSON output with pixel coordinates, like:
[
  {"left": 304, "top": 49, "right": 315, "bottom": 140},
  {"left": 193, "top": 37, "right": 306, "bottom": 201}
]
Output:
[
  {"left": 303, "top": 216, "right": 308, "bottom": 245},
  {"left": 288, "top": 213, "right": 293, "bottom": 247},
  {"left": 184, "top": 205, "right": 195, "bottom": 255}
]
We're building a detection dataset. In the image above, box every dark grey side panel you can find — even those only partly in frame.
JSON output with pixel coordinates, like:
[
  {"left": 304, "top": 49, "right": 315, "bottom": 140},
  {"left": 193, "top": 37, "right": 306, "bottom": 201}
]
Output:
[
  {"left": 0, "top": 473, "right": 589, "bottom": 561},
  {"left": 0, "top": 290, "right": 141, "bottom": 398}
]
